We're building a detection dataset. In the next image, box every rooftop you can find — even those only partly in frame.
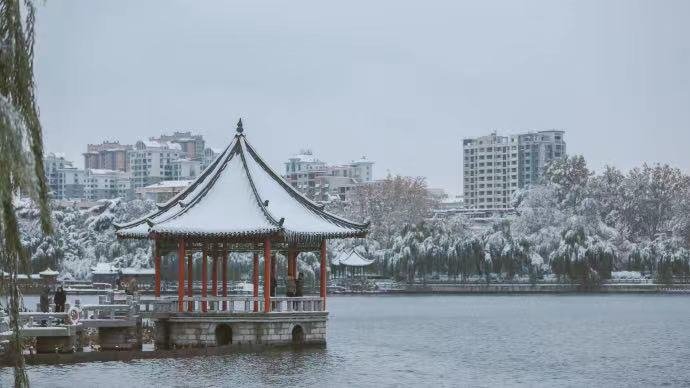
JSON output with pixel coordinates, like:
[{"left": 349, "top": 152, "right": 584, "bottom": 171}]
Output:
[
  {"left": 332, "top": 250, "right": 374, "bottom": 267},
  {"left": 116, "top": 120, "right": 368, "bottom": 242}
]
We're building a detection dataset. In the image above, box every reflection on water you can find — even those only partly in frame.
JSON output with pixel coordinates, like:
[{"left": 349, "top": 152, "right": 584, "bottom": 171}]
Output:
[{"left": 2, "top": 295, "right": 690, "bottom": 387}]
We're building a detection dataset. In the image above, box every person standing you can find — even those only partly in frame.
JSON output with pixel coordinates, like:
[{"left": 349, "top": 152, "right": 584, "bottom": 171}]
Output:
[
  {"left": 53, "top": 286, "right": 66, "bottom": 313},
  {"left": 39, "top": 286, "right": 50, "bottom": 313},
  {"left": 286, "top": 276, "right": 296, "bottom": 297},
  {"left": 270, "top": 275, "right": 277, "bottom": 297},
  {"left": 295, "top": 272, "right": 304, "bottom": 297}
]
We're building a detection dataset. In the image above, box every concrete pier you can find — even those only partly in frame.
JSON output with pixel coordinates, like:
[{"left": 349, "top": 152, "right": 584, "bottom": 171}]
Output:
[{"left": 155, "top": 312, "right": 327, "bottom": 349}]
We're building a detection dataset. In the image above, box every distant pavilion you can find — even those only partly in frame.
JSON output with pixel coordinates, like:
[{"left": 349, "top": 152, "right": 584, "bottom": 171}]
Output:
[
  {"left": 115, "top": 120, "right": 369, "bottom": 314},
  {"left": 332, "top": 250, "right": 375, "bottom": 278}
]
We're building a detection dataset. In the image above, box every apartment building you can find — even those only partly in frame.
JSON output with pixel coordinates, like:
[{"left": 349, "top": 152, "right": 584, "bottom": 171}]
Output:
[
  {"left": 45, "top": 153, "right": 72, "bottom": 199},
  {"left": 84, "top": 169, "right": 133, "bottom": 201},
  {"left": 462, "top": 130, "right": 565, "bottom": 209},
  {"left": 284, "top": 150, "right": 374, "bottom": 202},
  {"left": 83, "top": 141, "right": 131, "bottom": 172},
  {"left": 150, "top": 131, "right": 205, "bottom": 160},
  {"left": 128, "top": 140, "right": 184, "bottom": 189}
]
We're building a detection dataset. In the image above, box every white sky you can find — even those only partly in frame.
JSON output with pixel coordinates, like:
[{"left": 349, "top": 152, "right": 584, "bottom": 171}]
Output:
[{"left": 34, "top": 0, "right": 690, "bottom": 194}]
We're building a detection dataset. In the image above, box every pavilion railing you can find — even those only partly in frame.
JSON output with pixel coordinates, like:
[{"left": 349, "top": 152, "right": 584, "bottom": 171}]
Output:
[{"left": 151, "top": 296, "right": 325, "bottom": 314}]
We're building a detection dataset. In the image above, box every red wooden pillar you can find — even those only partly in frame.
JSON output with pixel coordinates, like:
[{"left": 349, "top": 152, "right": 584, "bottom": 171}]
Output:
[
  {"left": 222, "top": 249, "right": 228, "bottom": 311},
  {"left": 263, "top": 238, "right": 272, "bottom": 313},
  {"left": 288, "top": 246, "right": 297, "bottom": 278},
  {"left": 252, "top": 252, "right": 259, "bottom": 312},
  {"left": 154, "top": 239, "right": 161, "bottom": 298},
  {"left": 201, "top": 245, "right": 208, "bottom": 313},
  {"left": 320, "top": 239, "right": 327, "bottom": 310},
  {"left": 211, "top": 254, "right": 218, "bottom": 310},
  {"left": 187, "top": 253, "right": 193, "bottom": 312},
  {"left": 292, "top": 251, "right": 300, "bottom": 278},
  {"left": 177, "top": 239, "right": 185, "bottom": 312}
]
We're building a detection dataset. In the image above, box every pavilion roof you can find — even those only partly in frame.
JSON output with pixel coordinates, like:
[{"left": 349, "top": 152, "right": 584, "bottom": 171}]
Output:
[
  {"left": 332, "top": 250, "right": 375, "bottom": 267},
  {"left": 115, "top": 120, "right": 368, "bottom": 242}
]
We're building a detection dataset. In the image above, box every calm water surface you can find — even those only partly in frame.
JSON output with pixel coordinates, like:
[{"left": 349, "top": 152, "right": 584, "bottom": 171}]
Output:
[{"left": 2, "top": 294, "right": 690, "bottom": 387}]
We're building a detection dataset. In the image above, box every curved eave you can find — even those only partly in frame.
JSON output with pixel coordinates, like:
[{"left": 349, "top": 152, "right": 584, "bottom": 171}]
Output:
[
  {"left": 119, "top": 227, "right": 366, "bottom": 242},
  {"left": 149, "top": 228, "right": 282, "bottom": 240},
  {"left": 114, "top": 139, "right": 236, "bottom": 231},
  {"left": 116, "top": 230, "right": 151, "bottom": 240},
  {"left": 242, "top": 138, "right": 369, "bottom": 231},
  {"left": 283, "top": 229, "right": 368, "bottom": 242}
]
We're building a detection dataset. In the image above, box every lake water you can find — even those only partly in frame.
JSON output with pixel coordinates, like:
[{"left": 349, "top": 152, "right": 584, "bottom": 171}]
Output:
[{"left": 2, "top": 294, "right": 690, "bottom": 387}]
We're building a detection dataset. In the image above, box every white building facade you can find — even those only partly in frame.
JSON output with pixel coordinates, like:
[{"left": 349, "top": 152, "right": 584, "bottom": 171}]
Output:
[
  {"left": 462, "top": 130, "right": 565, "bottom": 209},
  {"left": 84, "top": 169, "right": 133, "bottom": 201},
  {"left": 129, "top": 140, "right": 183, "bottom": 189}
]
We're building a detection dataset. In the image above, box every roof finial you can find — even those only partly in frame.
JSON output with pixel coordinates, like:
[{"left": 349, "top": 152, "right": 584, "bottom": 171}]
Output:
[{"left": 236, "top": 118, "right": 244, "bottom": 134}]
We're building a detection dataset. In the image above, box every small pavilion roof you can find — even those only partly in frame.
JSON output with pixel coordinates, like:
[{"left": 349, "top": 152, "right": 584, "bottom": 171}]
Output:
[
  {"left": 115, "top": 120, "right": 368, "bottom": 242},
  {"left": 333, "top": 250, "right": 375, "bottom": 267},
  {"left": 39, "top": 267, "right": 60, "bottom": 276}
]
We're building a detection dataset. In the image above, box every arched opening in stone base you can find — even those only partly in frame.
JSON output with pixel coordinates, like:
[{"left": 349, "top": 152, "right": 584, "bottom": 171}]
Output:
[
  {"left": 215, "top": 324, "right": 233, "bottom": 346},
  {"left": 291, "top": 324, "right": 305, "bottom": 345}
]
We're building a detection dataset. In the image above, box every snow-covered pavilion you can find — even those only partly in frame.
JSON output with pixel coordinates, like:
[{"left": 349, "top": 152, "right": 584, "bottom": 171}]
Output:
[
  {"left": 115, "top": 119, "right": 369, "bottom": 313},
  {"left": 332, "top": 250, "right": 375, "bottom": 278}
]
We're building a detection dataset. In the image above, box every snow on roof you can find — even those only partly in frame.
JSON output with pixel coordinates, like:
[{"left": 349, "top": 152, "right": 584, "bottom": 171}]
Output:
[
  {"left": 91, "top": 262, "right": 119, "bottom": 274},
  {"left": 116, "top": 123, "right": 368, "bottom": 241},
  {"left": 39, "top": 268, "right": 60, "bottom": 276},
  {"left": 290, "top": 154, "right": 322, "bottom": 163},
  {"left": 350, "top": 157, "right": 373, "bottom": 164},
  {"left": 150, "top": 152, "right": 279, "bottom": 237},
  {"left": 121, "top": 267, "right": 155, "bottom": 275},
  {"left": 115, "top": 142, "right": 235, "bottom": 238},
  {"left": 15, "top": 274, "right": 41, "bottom": 279},
  {"left": 143, "top": 140, "right": 182, "bottom": 150},
  {"left": 88, "top": 169, "right": 121, "bottom": 175},
  {"left": 333, "top": 250, "right": 374, "bottom": 267}
]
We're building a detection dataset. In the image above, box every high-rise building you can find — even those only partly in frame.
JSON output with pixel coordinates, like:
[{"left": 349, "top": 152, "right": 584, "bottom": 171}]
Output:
[
  {"left": 128, "top": 140, "right": 184, "bottom": 189},
  {"left": 45, "top": 153, "right": 73, "bottom": 198},
  {"left": 284, "top": 150, "right": 375, "bottom": 202},
  {"left": 462, "top": 130, "right": 566, "bottom": 209},
  {"left": 83, "top": 141, "right": 132, "bottom": 172}
]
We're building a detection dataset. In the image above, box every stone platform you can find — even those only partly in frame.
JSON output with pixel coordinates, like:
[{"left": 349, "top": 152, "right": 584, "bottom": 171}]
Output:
[{"left": 154, "top": 312, "right": 327, "bottom": 349}]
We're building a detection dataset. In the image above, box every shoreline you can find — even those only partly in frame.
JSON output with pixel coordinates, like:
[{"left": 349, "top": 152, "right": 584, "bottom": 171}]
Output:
[
  {"left": 1, "top": 343, "right": 326, "bottom": 368},
  {"left": 332, "top": 283, "right": 690, "bottom": 295}
]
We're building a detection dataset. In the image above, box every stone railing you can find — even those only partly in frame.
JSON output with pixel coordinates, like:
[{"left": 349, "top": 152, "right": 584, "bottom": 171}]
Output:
[
  {"left": 271, "top": 297, "right": 323, "bottom": 312},
  {"left": 151, "top": 296, "right": 325, "bottom": 314},
  {"left": 80, "top": 304, "right": 134, "bottom": 320},
  {"left": 18, "top": 311, "right": 72, "bottom": 327}
]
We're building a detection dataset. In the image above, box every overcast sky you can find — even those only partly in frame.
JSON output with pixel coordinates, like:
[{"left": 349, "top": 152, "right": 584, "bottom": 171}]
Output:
[{"left": 34, "top": 0, "right": 690, "bottom": 194}]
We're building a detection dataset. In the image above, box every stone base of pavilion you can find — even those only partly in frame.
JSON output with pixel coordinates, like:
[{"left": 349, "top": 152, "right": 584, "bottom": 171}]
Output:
[{"left": 152, "top": 297, "right": 327, "bottom": 349}]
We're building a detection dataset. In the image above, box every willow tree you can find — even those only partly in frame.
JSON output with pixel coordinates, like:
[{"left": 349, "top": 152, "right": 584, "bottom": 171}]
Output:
[{"left": 1, "top": 0, "right": 52, "bottom": 386}]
